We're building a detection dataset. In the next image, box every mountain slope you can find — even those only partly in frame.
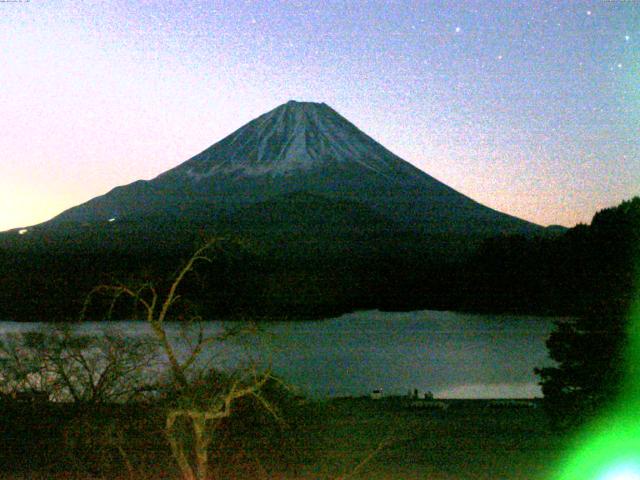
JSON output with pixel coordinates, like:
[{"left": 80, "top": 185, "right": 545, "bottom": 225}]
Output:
[{"left": 41, "top": 100, "right": 541, "bottom": 236}]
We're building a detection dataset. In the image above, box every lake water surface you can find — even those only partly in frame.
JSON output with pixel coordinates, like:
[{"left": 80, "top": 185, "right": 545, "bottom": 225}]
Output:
[{"left": 0, "top": 310, "right": 559, "bottom": 399}]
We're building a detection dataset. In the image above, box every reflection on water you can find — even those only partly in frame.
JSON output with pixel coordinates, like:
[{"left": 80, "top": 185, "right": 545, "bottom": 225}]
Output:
[{"left": 0, "top": 310, "right": 559, "bottom": 399}]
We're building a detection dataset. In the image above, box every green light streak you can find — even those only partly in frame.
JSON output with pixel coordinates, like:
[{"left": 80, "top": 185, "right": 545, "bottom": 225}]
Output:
[{"left": 552, "top": 283, "right": 640, "bottom": 479}]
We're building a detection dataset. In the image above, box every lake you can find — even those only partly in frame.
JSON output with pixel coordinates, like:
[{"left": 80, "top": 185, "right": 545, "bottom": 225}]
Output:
[{"left": 0, "top": 309, "right": 559, "bottom": 399}]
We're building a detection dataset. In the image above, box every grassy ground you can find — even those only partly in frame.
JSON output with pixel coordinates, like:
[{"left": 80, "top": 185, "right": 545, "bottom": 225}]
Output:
[
  {"left": 0, "top": 397, "right": 568, "bottom": 479},
  {"left": 282, "top": 397, "right": 566, "bottom": 480}
]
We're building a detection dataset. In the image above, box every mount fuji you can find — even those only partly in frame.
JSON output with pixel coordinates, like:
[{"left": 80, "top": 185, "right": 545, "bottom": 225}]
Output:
[
  {"left": 1, "top": 101, "right": 551, "bottom": 320},
  {"left": 38, "top": 100, "right": 540, "bottom": 238}
]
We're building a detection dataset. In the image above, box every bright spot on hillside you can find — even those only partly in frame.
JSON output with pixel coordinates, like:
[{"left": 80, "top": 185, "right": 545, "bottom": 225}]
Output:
[
  {"left": 108, "top": 218, "right": 116, "bottom": 222},
  {"left": 18, "top": 229, "right": 28, "bottom": 235},
  {"left": 598, "top": 462, "right": 640, "bottom": 480}
]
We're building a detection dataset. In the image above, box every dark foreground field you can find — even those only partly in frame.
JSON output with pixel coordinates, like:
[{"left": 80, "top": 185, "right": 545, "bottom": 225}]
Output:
[
  {"left": 290, "top": 398, "right": 564, "bottom": 480},
  {"left": 0, "top": 396, "right": 567, "bottom": 480}
]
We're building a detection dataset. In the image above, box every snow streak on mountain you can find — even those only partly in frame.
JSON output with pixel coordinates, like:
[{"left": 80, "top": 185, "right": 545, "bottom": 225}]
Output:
[
  {"left": 179, "top": 101, "right": 399, "bottom": 178},
  {"left": 160, "top": 100, "right": 424, "bottom": 182}
]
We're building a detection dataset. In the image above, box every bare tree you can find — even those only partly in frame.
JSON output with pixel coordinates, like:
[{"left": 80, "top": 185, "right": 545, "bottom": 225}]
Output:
[
  {"left": 0, "top": 325, "right": 157, "bottom": 403},
  {"left": 84, "top": 239, "right": 280, "bottom": 480}
]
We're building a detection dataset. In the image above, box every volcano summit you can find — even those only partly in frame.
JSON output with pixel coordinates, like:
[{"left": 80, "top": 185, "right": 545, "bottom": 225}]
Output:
[{"left": 40, "top": 100, "right": 540, "bottom": 237}]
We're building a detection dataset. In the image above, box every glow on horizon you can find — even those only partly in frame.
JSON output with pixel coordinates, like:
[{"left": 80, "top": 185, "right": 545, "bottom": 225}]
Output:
[{"left": 1, "top": 1, "right": 638, "bottom": 232}]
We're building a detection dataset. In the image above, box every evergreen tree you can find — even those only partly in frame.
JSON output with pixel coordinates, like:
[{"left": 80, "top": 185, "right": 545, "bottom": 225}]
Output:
[{"left": 536, "top": 197, "right": 640, "bottom": 429}]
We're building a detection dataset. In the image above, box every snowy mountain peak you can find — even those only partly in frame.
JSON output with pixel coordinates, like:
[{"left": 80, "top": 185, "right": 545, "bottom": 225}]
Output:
[
  {"left": 284, "top": 99, "right": 327, "bottom": 107},
  {"left": 171, "top": 101, "right": 402, "bottom": 181}
]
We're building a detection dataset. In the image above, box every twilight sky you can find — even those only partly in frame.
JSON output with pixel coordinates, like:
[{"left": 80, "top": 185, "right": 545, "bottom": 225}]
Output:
[{"left": 1, "top": 0, "right": 638, "bottom": 231}]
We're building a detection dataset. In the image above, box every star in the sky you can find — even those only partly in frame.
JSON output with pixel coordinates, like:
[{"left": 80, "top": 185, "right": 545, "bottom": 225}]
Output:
[
  {"left": 586, "top": 10, "right": 592, "bottom": 16},
  {"left": 625, "top": 35, "right": 630, "bottom": 41},
  {"left": 455, "top": 26, "right": 461, "bottom": 33}
]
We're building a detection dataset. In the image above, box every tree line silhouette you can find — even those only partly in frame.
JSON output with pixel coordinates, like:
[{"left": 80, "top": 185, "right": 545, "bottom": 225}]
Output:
[
  {"left": 0, "top": 198, "right": 637, "bottom": 322},
  {"left": 533, "top": 197, "right": 640, "bottom": 429}
]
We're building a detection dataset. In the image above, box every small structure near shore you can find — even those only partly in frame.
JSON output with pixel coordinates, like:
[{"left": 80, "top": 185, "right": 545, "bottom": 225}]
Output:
[
  {"left": 405, "top": 389, "right": 448, "bottom": 410},
  {"left": 486, "top": 399, "right": 537, "bottom": 409},
  {"left": 370, "top": 389, "right": 383, "bottom": 400},
  {"left": 409, "top": 399, "right": 449, "bottom": 410}
]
